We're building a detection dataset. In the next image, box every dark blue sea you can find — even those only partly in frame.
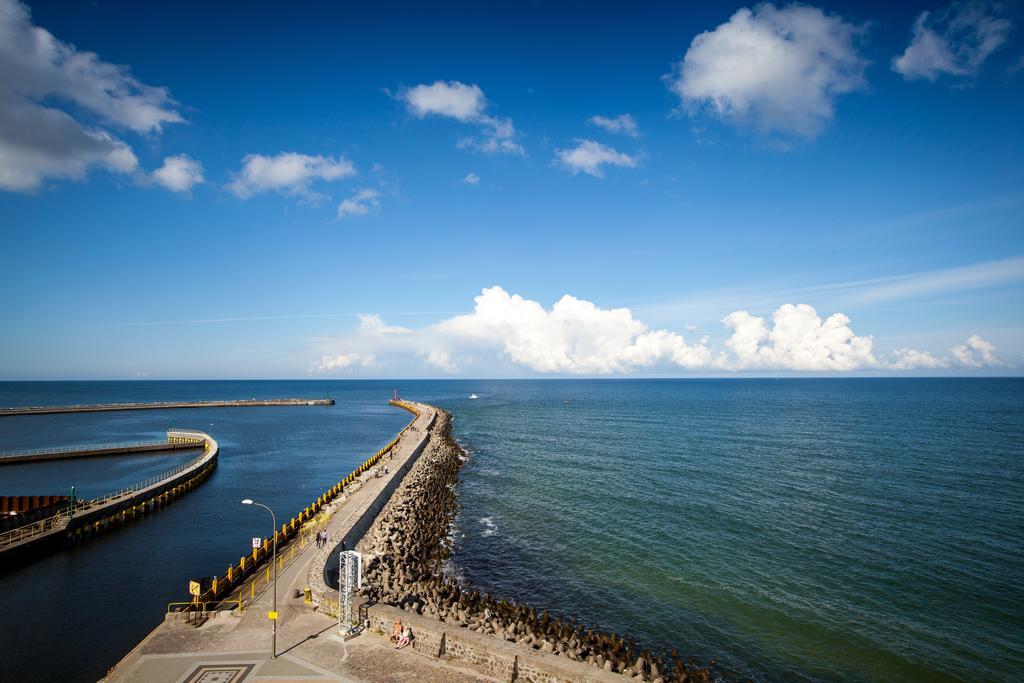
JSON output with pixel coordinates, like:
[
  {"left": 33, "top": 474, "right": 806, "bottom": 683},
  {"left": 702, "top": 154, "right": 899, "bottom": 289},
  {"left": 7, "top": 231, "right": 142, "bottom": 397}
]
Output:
[{"left": 0, "top": 379, "right": 1021, "bottom": 682}]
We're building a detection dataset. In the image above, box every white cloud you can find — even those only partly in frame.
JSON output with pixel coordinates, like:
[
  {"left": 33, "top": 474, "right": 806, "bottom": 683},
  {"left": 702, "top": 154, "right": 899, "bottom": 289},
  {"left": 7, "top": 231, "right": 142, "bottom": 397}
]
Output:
[
  {"left": 462, "top": 172, "right": 480, "bottom": 185},
  {"left": 402, "top": 80, "right": 524, "bottom": 155},
  {"left": 588, "top": 114, "right": 640, "bottom": 137},
  {"left": 317, "top": 352, "right": 376, "bottom": 372},
  {"left": 720, "top": 304, "right": 878, "bottom": 371},
  {"left": 310, "top": 289, "right": 1010, "bottom": 376},
  {"left": 337, "top": 188, "right": 380, "bottom": 219},
  {"left": 828, "top": 255, "right": 1024, "bottom": 305},
  {"left": 893, "top": 2, "right": 1013, "bottom": 81},
  {"left": 228, "top": 152, "right": 355, "bottom": 199},
  {"left": 0, "top": 0, "right": 180, "bottom": 192},
  {"left": 152, "top": 154, "right": 204, "bottom": 193},
  {"left": 553, "top": 139, "right": 637, "bottom": 177},
  {"left": 422, "top": 349, "right": 458, "bottom": 374},
  {"left": 665, "top": 3, "right": 867, "bottom": 140},
  {"left": 951, "top": 334, "right": 1002, "bottom": 367},
  {"left": 404, "top": 81, "right": 486, "bottom": 121},
  {"left": 888, "top": 348, "right": 950, "bottom": 370},
  {"left": 433, "top": 287, "right": 713, "bottom": 374}
]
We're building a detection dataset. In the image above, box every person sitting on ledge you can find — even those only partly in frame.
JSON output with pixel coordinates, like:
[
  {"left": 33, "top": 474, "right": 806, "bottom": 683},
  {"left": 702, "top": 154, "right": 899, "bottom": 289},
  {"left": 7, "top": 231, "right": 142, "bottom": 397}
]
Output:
[
  {"left": 395, "top": 625, "right": 413, "bottom": 649},
  {"left": 389, "top": 620, "right": 402, "bottom": 644}
]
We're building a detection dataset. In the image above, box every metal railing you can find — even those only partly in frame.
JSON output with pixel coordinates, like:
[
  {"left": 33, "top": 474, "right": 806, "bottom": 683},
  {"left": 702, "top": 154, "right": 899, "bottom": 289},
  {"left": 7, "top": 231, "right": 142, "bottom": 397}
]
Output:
[
  {"left": 0, "top": 431, "right": 217, "bottom": 550},
  {"left": 0, "top": 512, "right": 68, "bottom": 547},
  {"left": 83, "top": 444, "right": 212, "bottom": 509},
  {"left": 0, "top": 441, "right": 170, "bottom": 459}
]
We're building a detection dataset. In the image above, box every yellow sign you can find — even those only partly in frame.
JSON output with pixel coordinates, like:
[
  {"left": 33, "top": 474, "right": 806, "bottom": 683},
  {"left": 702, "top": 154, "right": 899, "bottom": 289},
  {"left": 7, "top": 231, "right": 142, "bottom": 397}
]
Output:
[
  {"left": 267, "top": 611, "right": 278, "bottom": 621},
  {"left": 189, "top": 581, "right": 201, "bottom": 597}
]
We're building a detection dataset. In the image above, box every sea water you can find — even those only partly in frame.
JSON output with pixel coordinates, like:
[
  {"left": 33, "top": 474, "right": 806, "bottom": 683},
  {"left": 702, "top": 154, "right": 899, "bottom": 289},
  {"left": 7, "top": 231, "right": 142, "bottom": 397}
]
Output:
[
  {"left": 0, "top": 379, "right": 1021, "bottom": 682},
  {"left": 442, "top": 379, "right": 1024, "bottom": 682}
]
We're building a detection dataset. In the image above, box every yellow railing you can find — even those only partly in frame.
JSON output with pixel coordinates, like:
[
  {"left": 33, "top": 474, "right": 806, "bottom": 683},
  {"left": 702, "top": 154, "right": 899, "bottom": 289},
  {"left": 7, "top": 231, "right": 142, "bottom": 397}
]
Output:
[
  {"left": 234, "top": 512, "right": 328, "bottom": 612},
  {"left": 175, "top": 401, "right": 422, "bottom": 612}
]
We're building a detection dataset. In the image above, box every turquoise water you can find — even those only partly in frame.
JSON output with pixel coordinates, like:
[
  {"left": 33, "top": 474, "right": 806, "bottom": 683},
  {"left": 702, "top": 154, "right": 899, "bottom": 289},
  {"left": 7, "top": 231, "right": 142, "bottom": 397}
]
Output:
[
  {"left": 441, "top": 379, "right": 1024, "bottom": 681},
  {"left": 0, "top": 379, "right": 1020, "bottom": 681}
]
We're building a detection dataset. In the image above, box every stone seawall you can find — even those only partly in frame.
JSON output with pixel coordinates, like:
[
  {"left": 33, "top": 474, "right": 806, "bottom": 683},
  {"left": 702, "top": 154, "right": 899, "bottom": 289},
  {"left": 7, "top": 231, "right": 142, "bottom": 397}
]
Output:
[
  {"left": 365, "top": 603, "right": 624, "bottom": 683},
  {"left": 356, "top": 406, "right": 717, "bottom": 683}
]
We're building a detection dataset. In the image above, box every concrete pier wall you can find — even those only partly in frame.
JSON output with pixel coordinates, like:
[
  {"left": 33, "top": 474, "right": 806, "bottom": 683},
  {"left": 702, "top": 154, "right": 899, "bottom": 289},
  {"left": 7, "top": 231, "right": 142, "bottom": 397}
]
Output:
[
  {"left": 0, "top": 441, "right": 198, "bottom": 465},
  {"left": 0, "top": 398, "right": 334, "bottom": 417}
]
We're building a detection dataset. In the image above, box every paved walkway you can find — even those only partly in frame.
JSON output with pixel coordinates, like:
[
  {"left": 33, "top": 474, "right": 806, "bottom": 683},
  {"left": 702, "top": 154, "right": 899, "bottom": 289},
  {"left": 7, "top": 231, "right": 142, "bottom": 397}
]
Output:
[{"left": 103, "top": 403, "right": 492, "bottom": 683}]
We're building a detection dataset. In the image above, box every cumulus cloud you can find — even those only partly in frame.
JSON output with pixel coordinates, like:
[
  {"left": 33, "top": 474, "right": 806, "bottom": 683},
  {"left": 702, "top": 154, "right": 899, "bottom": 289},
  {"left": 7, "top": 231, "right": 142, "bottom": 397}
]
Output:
[
  {"left": 462, "top": 171, "right": 480, "bottom": 185},
  {"left": 433, "top": 287, "right": 713, "bottom": 374},
  {"left": 720, "top": 304, "right": 877, "bottom": 370},
  {"left": 893, "top": 2, "right": 1013, "bottom": 81},
  {"left": 310, "top": 289, "right": 1008, "bottom": 376},
  {"left": 228, "top": 152, "right": 355, "bottom": 199},
  {"left": 404, "top": 80, "right": 485, "bottom": 120},
  {"left": 588, "top": 114, "right": 640, "bottom": 137},
  {"left": 951, "top": 334, "right": 1002, "bottom": 367},
  {"left": 553, "top": 139, "right": 637, "bottom": 177},
  {"left": 337, "top": 188, "right": 381, "bottom": 219},
  {"left": 889, "top": 348, "right": 950, "bottom": 370},
  {"left": 402, "top": 80, "right": 524, "bottom": 155},
  {"left": 0, "top": 0, "right": 180, "bottom": 192},
  {"left": 665, "top": 3, "right": 867, "bottom": 140},
  {"left": 152, "top": 154, "right": 204, "bottom": 193},
  {"left": 317, "top": 352, "right": 376, "bottom": 372}
]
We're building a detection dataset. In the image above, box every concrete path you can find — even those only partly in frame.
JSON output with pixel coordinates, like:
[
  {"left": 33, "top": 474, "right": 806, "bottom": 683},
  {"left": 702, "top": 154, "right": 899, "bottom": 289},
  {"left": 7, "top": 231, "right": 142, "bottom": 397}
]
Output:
[{"left": 103, "top": 403, "right": 492, "bottom": 683}]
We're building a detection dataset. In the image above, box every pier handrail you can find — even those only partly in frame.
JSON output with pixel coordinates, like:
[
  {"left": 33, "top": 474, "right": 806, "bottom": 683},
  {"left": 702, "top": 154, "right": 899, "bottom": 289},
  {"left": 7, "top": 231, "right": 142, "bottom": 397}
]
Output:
[
  {"left": 0, "top": 440, "right": 169, "bottom": 459},
  {"left": 0, "top": 430, "right": 217, "bottom": 551},
  {"left": 0, "top": 512, "right": 68, "bottom": 548},
  {"left": 83, "top": 446, "right": 212, "bottom": 509}
]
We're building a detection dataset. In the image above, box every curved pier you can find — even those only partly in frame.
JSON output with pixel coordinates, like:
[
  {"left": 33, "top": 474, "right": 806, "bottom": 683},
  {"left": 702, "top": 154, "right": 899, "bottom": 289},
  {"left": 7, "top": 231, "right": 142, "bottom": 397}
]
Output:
[
  {"left": 0, "top": 435, "right": 200, "bottom": 465},
  {"left": 0, "top": 397, "right": 334, "bottom": 417},
  {"left": 0, "top": 429, "right": 219, "bottom": 570}
]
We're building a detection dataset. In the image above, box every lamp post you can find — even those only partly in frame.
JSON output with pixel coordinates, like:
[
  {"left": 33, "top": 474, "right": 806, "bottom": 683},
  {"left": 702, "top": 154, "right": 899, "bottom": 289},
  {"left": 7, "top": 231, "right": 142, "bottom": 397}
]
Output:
[{"left": 242, "top": 498, "right": 277, "bottom": 658}]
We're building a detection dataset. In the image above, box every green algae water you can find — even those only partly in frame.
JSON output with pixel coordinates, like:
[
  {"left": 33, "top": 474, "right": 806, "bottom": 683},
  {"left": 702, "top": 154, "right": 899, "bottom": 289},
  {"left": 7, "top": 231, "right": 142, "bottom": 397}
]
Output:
[{"left": 0, "top": 379, "right": 1021, "bottom": 681}]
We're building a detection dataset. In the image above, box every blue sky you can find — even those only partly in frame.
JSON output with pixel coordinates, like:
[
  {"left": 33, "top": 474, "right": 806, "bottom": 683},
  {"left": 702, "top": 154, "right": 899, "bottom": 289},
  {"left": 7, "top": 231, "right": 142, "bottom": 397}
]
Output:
[{"left": 1, "top": 0, "right": 1022, "bottom": 379}]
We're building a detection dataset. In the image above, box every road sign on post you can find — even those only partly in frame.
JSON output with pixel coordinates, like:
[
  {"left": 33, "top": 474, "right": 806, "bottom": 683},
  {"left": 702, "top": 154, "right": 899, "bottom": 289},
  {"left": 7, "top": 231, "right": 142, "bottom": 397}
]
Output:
[
  {"left": 189, "top": 580, "right": 201, "bottom": 597},
  {"left": 252, "top": 537, "right": 261, "bottom": 549}
]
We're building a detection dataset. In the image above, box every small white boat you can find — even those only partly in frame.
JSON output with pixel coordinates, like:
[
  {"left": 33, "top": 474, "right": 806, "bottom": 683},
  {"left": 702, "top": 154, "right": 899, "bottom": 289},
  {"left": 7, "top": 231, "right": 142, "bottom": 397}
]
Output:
[{"left": 469, "top": 394, "right": 479, "bottom": 399}]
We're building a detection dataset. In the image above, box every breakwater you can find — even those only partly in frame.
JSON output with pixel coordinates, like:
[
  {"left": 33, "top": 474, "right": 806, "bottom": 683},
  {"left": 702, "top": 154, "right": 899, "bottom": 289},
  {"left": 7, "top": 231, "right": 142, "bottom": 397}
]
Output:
[
  {"left": 179, "top": 400, "right": 420, "bottom": 613},
  {"left": 0, "top": 429, "right": 218, "bottom": 570},
  {"left": 359, "top": 406, "right": 717, "bottom": 683},
  {"left": 0, "top": 439, "right": 198, "bottom": 465},
  {"left": 0, "top": 397, "right": 334, "bottom": 417}
]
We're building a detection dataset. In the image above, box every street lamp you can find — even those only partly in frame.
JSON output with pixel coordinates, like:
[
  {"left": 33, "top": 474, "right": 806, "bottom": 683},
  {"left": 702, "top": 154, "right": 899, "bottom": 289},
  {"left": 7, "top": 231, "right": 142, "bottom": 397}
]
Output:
[{"left": 242, "top": 498, "right": 277, "bottom": 658}]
